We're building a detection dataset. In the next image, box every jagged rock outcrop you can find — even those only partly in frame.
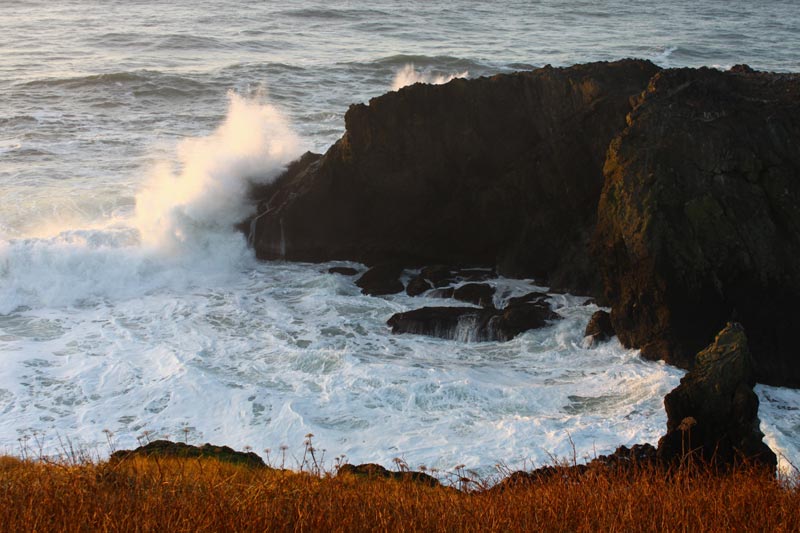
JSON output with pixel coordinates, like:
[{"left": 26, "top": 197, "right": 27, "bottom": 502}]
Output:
[
  {"left": 656, "top": 323, "right": 776, "bottom": 470},
  {"left": 584, "top": 310, "right": 615, "bottom": 346},
  {"left": 248, "top": 60, "right": 660, "bottom": 296},
  {"left": 110, "top": 440, "right": 267, "bottom": 468},
  {"left": 497, "top": 325, "right": 777, "bottom": 484},
  {"left": 594, "top": 66, "right": 800, "bottom": 386}
]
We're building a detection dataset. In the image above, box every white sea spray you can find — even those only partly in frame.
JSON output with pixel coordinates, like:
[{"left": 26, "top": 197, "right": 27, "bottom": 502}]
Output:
[{"left": 391, "top": 64, "right": 469, "bottom": 90}]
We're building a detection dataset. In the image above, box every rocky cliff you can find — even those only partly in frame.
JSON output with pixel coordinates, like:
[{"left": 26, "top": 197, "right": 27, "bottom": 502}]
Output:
[
  {"left": 248, "top": 59, "right": 660, "bottom": 295},
  {"left": 246, "top": 61, "right": 800, "bottom": 386},
  {"left": 594, "top": 66, "right": 800, "bottom": 386}
]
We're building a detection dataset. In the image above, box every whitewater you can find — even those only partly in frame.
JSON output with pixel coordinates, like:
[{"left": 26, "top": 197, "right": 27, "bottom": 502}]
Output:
[{"left": 1, "top": 0, "right": 799, "bottom": 475}]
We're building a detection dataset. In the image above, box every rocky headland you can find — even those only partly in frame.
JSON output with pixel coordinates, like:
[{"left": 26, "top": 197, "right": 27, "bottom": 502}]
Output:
[
  {"left": 248, "top": 59, "right": 660, "bottom": 295},
  {"left": 241, "top": 59, "right": 800, "bottom": 466}
]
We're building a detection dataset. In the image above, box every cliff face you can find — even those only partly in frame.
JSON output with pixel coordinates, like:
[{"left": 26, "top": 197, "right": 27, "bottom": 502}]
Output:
[
  {"left": 249, "top": 59, "right": 660, "bottom": 295},
  {"left": 594, "top": 67, "right": 800, "bottom": 386}
]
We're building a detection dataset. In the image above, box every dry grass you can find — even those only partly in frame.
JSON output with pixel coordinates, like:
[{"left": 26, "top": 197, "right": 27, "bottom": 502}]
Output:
[{"left": 0, "top": 454, "right": 798, "bottom": 532}]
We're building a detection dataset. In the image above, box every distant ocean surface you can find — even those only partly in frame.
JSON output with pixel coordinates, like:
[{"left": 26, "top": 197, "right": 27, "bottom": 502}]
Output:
[{"left": 1, "top": 0, "right": 798, "bottom": 474}]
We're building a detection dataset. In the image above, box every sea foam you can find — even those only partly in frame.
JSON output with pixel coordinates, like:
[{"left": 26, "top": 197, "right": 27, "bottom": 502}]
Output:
[
  {"left": 392, "top": 64, "right": 469, "bottom": 90},
  {"left": 135, "top": 91, "right": 304, "bottom": 253}
]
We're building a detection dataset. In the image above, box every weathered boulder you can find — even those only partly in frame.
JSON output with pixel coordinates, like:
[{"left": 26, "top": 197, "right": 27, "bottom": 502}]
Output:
[
  {"left": 387, "top": 298, "right": 560, "bottom": 342},
  {"left": 388, "top": 307, "right": 496, "bottom": 342},
  {"left": 328, "top": 266, "right": 359, "bottom": 276},
  {"left": 454, "top": 268, "right": 497, "bottom": 282},
  {"left": 406, "top": 275, "right": 433, "bottom": 296},
  {"left": 337, "top": 463, "right": 440, "bottom": 487},
  {"left": 355, "top": 263, "right": 404, "bottom": 296},
  {"left": 594, "top": 66, "right": 800, "bottom": 386},
  {"left": 656, "top": 323, "right": 777, "bottom": 470},
  {"left": 248, "top": 60, "right": 660, "bottom": 296},
  {"left": 453, "top": 283, "right": 496, "bottom": 307},
  {"left": 584, "top": 310, "right": 615, "bottom": 345},
  {"left": 428, "top": 287, "right": 455, "bottom": 299},
  {"left": 110, "top": 440, "right": 266, "bottom": 469},
  {"left": 420, "top": 265, "right": 455, "bottom": 287},
  {"left": 497, "top": 299, "right": 561, "bottom": 339}
]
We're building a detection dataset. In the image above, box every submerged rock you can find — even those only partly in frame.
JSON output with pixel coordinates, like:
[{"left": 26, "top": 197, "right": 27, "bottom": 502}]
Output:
[
  {"left": 506, "top": 291, "right": 548, "bottom": 306},
  {"left": 497, "top": 299, "right": 561, "bottom": 339},
  {"left": 248, "top": 60, "right": 660, "bottom": 296},
  {"left": 406, "top": 275, "right": 433, "bottom": 296},
  {"left": 428, "top": 287, "right": 455, "bottom": 299},
  {"left": 110, "top": 440, "right": 267, "bottom": 469},
  {"left": 387, "top": 297, "right": 560, "bottom": 342},
  {"left": 388, "top": 307, "right": 496, "bottom": 342},
  {"left": 656, "top": 323, "right": 777, "bottom": 470},
  {"left": 328, "top": 266, "right": 359, "bottom": 276},
  {"left": 420, "top": 265, "right": 455, "bottom": 287},
  {"left": 355, "top": 263, "right": 404, "bottom": 296},
  {"left": 453, "top": 283, "right": 496, "bottom": 307},
  {"left": 454, "top": 268, "right": 497, "bottom": 282},
  {"left": 594, "top": 66, "right": 800, "bottom": 386}
]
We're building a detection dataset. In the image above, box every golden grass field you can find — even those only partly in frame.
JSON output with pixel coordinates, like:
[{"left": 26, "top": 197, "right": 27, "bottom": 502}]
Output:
[{"left": 1, "top": 453, "right": 798, "bottom": 532}]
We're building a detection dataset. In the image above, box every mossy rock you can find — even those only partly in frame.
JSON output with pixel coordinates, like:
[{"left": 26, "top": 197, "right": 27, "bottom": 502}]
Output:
[{"left": 110, "top": 440, "right": 267, "bottom": 469}]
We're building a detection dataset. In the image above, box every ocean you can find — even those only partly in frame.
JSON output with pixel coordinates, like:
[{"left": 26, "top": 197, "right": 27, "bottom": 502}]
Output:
[{"left": 2, "top": 0, "right": 799, "bottom": 475}]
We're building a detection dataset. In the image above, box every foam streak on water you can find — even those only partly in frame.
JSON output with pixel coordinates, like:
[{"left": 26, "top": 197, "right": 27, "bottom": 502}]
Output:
[{"left": 1, "top": 0, "right": 800, "bottom": 471}]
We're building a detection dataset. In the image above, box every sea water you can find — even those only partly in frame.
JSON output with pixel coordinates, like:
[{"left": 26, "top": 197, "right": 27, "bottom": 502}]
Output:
[{"left": 2, "top": 0, "right": 799, "bottom": 475}]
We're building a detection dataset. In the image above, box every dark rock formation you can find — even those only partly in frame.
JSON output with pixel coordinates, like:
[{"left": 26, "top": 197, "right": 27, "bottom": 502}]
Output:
[
  {"left": 355, "top": 263, "right": 404, "bottom": 296},
  {"left": 453, "top": 283, "right": 496, "bottom": 307},
  {"left": 110, "top": 440, "right": 266, "bottom": 469},
  {"left": 406, "top": 275, "right": 433, "bottom": 296},
  {"left": 248, "top": 60, "right": 660, "bottom": 296},
  {"left": 493, "top": 326, "right": 778, "bottom": 488},
  {"left": 387, "top": 298, "right": 560, "bottom": 342},
  {"left": 244, "top": 60, "right": 800, "bottom": 387},
  {"left": 584, "top": 310, "right": 615, "bottom": 345},
  {"left": 388, "top": 307, "right": 496, "bottom": 341},
  {"left": 420, "top": 265, "right": 455, "bottom": 287},
  {"left": 337, "top": 463, "right": 440, "bottom": 487},
  {"left": 498, "top": 299, "right": 561, "bottom": 339},
  {"left": 429, "top": 287, "right": 455, "bottom": 299},
  {"left": 506, "top": 291, "right": 548, "bottom": 306},
  {"left": 491, "top": 443, "right": 657, "bottom": 492},
  {"left": 455, "top": 268, "right": 497, "bottom": 282},
  {"left": 594, "top": 66, "right": 800, "bottom": 386},
  {"left": 656, "top": 323, "right": 776, "bottom": 470},
  {"left": 596, "top": 443, "right": 659, "bottom": 468},
  {"left": 328, "top": 266, "right": 358, "bottom": 276}
]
